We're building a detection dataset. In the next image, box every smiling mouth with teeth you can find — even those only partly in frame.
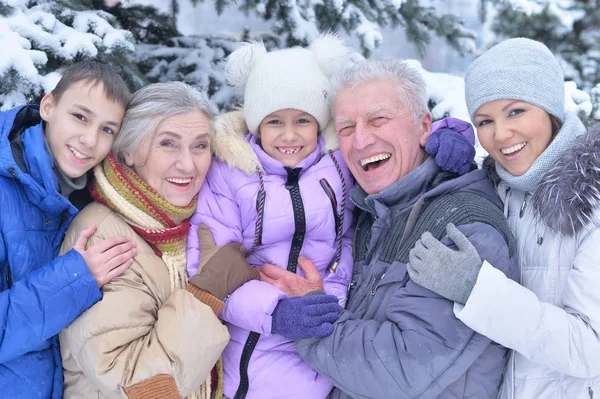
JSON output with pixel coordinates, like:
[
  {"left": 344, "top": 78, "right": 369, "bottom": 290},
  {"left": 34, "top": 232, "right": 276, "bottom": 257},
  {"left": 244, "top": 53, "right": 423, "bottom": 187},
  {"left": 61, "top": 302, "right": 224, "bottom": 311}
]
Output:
[
  {"left": 166, "top": 177, "right": 192, "bottom": 186},
  {"left": 360, "top": 153, "right": 391, "bottom": 171},
  {"left": 501, "top": 142, "right": 527, "bottom": 156},
  {"left": 69, "top": 145, "right": 90, "bottom": 160},
  {"left": 277, "top": 147, "right": 302, "bottom": 154}
]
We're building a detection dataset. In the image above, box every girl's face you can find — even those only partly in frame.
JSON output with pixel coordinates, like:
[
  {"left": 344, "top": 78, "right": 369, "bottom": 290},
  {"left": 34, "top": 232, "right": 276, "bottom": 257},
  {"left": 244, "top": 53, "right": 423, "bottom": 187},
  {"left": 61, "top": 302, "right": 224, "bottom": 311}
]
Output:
[
  {"left": 258, "top": 109, "right": 319, "bottom": 167},
  {"left": 474, "top": 100, "right": 554, "bottom": 176}
]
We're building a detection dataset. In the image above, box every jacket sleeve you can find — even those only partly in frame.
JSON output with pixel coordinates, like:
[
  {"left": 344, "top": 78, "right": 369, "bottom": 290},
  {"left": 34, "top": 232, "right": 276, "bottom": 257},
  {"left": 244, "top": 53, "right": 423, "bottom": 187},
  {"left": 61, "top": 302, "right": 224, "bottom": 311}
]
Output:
[
  {"left": 59, "top": 212, "right": 230, "bottom": 398},
  {"left": 0, "top": 243, "right": 101, "bottom": 363},
  {"left": 454, "top": 223, "right": 600, "bottom": 378},
  {"left": 296, "top": 222, "right": 511, "bottom": 399},
  {"left": 220, "top": 280, "right": 287, "bottom": 335},
  {"left": 187, "top": 163, "right": 244, "bottom": 277}
]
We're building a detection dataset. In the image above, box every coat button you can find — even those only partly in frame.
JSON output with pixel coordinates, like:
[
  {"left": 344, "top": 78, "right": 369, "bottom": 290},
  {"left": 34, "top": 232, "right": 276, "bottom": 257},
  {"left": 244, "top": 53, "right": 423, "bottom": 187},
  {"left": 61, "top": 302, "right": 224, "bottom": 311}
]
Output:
[
  {"left": 7, "top": 167, "right": 17, "bottom": 177},
  {"left": 46, "top": 219, "right": 51, "bottom": 226},
  {"left": 537, "top": 237, "right": 543, "bottom": 245}
]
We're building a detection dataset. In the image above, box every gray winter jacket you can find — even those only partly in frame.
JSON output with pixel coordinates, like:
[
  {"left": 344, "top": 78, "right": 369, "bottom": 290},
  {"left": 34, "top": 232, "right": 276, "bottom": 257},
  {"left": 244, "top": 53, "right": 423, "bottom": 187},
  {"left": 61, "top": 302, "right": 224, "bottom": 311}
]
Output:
[{"left": 296, "top": 157, "right": 518, "bottom": 399}]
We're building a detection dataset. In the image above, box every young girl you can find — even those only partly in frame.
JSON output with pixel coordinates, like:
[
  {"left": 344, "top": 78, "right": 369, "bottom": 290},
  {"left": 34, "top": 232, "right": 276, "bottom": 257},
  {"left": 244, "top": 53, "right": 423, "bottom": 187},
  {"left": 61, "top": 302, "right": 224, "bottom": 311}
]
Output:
[
  {"left": 407, "top": 38, "right": 600, "bottom": 398},
  {"left": 187, "top": 35, "right": 354, "bottom": 399},
  {"left": 187, "top": 35, "right": 477, "bottom": 399}
]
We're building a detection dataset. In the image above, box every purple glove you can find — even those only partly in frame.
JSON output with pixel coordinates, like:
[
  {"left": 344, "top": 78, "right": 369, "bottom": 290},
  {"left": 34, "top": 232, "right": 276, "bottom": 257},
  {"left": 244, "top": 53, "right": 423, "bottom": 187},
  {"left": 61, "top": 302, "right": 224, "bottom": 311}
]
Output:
[
  {"left": 271, "top": 294, "right": 342, "bottom": 339},
  {"left": 427, "top": 117, "right": 476, "bottom": 175}
]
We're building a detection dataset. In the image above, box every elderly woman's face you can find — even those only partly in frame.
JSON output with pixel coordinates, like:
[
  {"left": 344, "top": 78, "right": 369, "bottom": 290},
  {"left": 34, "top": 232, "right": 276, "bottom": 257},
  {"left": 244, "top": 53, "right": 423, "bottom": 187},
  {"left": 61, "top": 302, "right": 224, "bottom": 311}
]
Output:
[{"left": 124, "top": 110, "right": 211, "bottom": 207}]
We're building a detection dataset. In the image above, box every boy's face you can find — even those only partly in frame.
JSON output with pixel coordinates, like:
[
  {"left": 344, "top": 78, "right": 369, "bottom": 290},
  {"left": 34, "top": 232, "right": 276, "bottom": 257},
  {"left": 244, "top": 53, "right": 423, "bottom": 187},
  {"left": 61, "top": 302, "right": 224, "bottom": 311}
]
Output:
[{"left": 40, "top": 80, "right": 126, "bottom": 178}]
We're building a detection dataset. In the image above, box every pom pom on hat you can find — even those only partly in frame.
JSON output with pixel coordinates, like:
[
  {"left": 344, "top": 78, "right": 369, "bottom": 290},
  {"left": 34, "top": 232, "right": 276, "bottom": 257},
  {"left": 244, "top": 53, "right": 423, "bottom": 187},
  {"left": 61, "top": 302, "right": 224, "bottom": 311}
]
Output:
[
  {"left": 465, "top": 38, "right": 565, "bottom": 123},
  {"left": 223, "top": 41, "right": 267, "bottom": 89},
  {"left": 309, "top": 33, "right": 353, "bottom": 79},
  {"left": 224, "top": 33, "right": 353, "bottom": 134}
]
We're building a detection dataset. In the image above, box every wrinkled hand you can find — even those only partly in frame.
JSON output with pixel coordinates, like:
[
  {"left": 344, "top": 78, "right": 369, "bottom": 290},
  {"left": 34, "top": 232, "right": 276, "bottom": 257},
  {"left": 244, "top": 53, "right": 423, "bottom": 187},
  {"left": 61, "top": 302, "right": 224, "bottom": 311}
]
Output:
[
  {"left": 427, "top": 117, "right": 476, "bottom": 175},
  {"left": 260, "top": 256, "right": 323, "bottom": 297},
  {"left": 407, "top": 223, "right": 483, "bottom": 304},
  {"left": 188, "top": 224, "right": 259, "bottom": 301},
  {"left": 271, "top": 294, "right": 342, "bottom": 339},
  {"left": 73, "top": 223, "right": 137, "bottom": 288}
]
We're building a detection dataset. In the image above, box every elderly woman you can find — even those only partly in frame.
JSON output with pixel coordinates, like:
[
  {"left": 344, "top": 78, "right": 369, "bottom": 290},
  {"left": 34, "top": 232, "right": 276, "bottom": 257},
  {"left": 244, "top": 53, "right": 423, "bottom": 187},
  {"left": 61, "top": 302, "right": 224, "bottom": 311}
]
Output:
[{"left": 58, "top": 82, "right": 258, "bottom": 399}]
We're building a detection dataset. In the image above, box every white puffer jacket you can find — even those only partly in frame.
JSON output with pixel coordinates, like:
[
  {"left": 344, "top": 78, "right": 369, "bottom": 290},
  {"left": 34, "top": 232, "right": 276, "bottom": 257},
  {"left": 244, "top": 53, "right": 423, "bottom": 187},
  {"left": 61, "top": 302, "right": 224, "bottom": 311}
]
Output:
[{"left": 454, "top": 125, "right": 600, "bottom": 399}]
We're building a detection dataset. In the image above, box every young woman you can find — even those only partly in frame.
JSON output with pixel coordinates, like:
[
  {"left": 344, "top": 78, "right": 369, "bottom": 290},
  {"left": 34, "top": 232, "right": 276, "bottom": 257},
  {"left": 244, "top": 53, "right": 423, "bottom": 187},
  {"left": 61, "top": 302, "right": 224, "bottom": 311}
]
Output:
[{"left": 407, "top": 38, "right": 600, "bottom": 399}]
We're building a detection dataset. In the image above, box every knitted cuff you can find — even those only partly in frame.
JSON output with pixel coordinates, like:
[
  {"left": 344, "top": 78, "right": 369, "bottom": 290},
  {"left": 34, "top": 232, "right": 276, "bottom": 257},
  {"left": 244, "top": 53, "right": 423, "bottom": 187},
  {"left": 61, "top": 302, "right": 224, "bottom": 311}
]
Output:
[
  {"left": 304, "top": 290, "right": 326, "bottom": 297},
  {"left": 187, "top": 284, "right": 226, "bottom": 315},
  {"left": 124, "top": 374, "right": 181, "bottom": 399}
]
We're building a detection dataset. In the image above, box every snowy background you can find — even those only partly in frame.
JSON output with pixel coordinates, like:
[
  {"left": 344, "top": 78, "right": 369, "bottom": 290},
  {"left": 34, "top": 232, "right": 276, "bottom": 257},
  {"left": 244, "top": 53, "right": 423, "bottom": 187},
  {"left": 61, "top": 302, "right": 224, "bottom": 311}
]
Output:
[{"left": 1, "top": 0, "right": 598, "bottom": 160}]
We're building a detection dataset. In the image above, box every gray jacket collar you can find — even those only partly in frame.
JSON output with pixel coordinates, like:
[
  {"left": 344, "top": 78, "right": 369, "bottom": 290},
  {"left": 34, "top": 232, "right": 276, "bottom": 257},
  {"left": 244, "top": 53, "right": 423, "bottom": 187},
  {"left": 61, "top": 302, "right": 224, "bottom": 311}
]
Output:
[{"left": 351, "top": 157, "right": 440, "bottom": 219}]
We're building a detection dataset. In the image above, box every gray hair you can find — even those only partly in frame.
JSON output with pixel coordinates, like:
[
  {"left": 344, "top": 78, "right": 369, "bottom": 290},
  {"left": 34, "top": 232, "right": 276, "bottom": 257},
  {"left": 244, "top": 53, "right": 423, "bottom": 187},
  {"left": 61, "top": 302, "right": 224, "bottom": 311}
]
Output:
[
  {"left": 112, "top": 81, "right": 214, "bottom": 164},
  {"left": 332, "top": 59, "right": 429, "bottom": 123}
]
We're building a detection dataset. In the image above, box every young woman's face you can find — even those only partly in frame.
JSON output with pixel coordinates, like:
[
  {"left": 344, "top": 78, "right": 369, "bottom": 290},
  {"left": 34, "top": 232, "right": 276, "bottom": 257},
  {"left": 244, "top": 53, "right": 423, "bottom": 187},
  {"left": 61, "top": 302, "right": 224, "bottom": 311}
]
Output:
[
  {"left": 258, "top": 109, "right": 319, "bottom": 167},
  {"left": 474, "top": 100, "right": 554, "bottom": 176}
]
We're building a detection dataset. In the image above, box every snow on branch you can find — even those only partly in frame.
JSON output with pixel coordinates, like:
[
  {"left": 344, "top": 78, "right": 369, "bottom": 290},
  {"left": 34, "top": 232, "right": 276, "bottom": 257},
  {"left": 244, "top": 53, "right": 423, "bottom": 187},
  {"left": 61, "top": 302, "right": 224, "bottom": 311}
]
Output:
[{"left": 0, "top": 0, "right": 134, "bottom": 110}]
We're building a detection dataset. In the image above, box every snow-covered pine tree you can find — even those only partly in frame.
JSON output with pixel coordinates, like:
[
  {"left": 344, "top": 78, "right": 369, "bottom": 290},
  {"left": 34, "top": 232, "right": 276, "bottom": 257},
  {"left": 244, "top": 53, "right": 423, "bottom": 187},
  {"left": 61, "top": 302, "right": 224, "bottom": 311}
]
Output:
[
  {"left": 104, "top": 2, "right": 262, "bottom": 112},
  {"left": 481, "top": 0, "right": 600, "bottom": 122},
  {"left": 0, "top": 0, "right": 135, "bottom": 110},
  {"left": 0, "top": 0, "right": 250, "bottom": 112},
  {"left": 185, "top": 0, "right": 477, "bottom": 57}
]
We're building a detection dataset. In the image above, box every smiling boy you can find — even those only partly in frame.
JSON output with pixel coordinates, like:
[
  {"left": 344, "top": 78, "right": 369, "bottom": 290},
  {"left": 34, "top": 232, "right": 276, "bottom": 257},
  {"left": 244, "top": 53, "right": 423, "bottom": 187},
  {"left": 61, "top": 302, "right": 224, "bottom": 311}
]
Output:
[{"left": 0, "top": 61, "right": 137, "bottom": 398}]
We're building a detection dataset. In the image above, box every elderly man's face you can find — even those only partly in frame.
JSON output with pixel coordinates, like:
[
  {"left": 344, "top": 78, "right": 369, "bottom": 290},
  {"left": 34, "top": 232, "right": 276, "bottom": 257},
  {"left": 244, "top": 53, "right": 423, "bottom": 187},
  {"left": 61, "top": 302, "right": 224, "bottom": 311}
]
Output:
[{"left": 334, "top": 79, "right": 431, "bottom": 195}]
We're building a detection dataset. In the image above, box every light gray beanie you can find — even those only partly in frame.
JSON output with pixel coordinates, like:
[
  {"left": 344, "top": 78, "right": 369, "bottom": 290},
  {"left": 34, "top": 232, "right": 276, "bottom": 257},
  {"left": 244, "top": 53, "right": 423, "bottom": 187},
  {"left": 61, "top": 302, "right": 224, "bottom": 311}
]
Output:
[{"left": 465, "top": 38, "right": 565, "bottom": 123}]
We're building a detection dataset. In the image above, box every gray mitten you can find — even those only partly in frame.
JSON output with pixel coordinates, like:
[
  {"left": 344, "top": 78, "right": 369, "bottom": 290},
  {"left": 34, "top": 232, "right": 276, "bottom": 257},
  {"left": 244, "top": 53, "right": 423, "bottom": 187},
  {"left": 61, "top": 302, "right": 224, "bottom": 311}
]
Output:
[{"left": 407, "top": 223, "right": 483, "bottom": 304}]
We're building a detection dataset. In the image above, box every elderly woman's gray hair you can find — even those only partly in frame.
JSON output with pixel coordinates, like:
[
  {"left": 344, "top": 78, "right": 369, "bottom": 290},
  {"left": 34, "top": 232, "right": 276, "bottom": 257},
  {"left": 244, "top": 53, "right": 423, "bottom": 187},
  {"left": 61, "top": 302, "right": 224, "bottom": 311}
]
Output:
[
  {"left": 112, "top": 81, "right": 214, "bottom": 164},
  {"left": 332, "top": 59, "right": 429, "bottom": 124}
]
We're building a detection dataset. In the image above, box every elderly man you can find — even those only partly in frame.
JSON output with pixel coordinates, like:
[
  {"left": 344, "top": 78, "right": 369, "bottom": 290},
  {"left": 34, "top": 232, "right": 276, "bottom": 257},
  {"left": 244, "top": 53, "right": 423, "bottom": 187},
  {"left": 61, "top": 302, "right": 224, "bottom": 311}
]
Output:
[{"left": 261, "top": 59, "right": 517, "bottom": 398}]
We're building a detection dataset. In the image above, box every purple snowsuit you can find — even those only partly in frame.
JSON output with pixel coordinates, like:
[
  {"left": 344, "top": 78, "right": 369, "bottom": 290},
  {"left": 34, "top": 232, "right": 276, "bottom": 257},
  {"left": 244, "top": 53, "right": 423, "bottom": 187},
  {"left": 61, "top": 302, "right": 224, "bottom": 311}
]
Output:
[{"left": 187, "top": 114, "right": 354, "bottom": 399}]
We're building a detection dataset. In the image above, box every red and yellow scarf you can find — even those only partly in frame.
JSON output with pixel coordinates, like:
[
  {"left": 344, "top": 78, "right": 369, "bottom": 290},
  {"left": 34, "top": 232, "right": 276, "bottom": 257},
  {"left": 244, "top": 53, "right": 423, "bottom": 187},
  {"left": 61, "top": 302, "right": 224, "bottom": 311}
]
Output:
[{"left": 90, "top": 154, "right": 223, "bottom": 399}]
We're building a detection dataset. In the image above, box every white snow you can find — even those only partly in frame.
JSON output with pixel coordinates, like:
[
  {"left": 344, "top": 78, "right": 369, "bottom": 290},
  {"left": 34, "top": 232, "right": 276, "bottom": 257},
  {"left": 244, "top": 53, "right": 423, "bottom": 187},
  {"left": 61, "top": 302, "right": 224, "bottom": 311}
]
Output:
[
  {"left": 565, "top": 81, "right": 593, "bottom": 119},
  {"left": 0, "top": 0, "right": 134, "bottom": 110},
  {"left": 1, "top": 0, "right": 598, "bottom": 127}
]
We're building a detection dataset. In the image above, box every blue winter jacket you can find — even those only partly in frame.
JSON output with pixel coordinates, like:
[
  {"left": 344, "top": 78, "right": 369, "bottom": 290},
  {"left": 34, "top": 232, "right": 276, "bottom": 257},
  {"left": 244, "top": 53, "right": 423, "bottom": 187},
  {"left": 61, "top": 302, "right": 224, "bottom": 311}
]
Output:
[{"left": 0, "top": 105, "right": 102, "bottom": 398}]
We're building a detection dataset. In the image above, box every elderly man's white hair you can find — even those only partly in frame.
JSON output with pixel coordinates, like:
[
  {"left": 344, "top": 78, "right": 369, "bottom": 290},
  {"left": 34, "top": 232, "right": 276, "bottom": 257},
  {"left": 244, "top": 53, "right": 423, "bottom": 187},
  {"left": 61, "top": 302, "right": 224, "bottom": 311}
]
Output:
[
  {"left": 332, "top": 59, "right": 429, "bottom": 124},
  {"left": 112, "top": 81, "right": 214, "bottom": 165}
]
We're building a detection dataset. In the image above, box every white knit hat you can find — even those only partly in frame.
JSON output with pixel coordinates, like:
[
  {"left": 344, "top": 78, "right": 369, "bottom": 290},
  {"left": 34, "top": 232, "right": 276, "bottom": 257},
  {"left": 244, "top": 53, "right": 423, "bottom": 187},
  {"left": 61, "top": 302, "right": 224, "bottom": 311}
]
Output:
[
  {"left": 224, "top": 34, "right": 352, "bottom": 134},
  {"left": 465, "top": 38, "right": 565, "bottom": 123}
]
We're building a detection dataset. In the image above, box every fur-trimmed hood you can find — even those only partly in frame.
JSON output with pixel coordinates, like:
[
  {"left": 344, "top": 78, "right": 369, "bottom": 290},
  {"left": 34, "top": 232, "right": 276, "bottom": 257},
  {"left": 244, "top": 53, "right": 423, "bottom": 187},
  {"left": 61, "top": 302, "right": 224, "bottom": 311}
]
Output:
[
  {"left": 211, "top": 110, "right": 339, "bottom": 175},
  {"left": 532, "top": 124, "right": 600, "bottom": 236},
  {"left": 483, "top": 124, "right": 600, "bottom": 236}
]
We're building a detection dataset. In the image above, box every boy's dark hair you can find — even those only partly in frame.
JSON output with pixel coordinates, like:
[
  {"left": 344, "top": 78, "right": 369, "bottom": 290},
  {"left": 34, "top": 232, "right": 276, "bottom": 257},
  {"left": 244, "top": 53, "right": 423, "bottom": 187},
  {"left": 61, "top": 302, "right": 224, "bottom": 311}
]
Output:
[{"left": 51, "top": 60, "right": 131, "bottom": 108}]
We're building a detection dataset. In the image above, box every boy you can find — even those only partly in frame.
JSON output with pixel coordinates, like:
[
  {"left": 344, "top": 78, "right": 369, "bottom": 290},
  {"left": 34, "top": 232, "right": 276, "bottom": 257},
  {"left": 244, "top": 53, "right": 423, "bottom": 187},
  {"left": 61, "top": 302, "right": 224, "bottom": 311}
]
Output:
[{"left": 0, "top": 61, "right": 137, "bottom": 398}]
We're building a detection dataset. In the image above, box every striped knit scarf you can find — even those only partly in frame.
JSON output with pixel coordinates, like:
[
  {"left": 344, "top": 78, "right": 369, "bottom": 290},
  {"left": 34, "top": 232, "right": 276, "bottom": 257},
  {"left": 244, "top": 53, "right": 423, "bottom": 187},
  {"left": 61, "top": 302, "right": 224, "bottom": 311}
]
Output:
[{"left": 90, "top": 154, "right": 224, "bottom": 399}]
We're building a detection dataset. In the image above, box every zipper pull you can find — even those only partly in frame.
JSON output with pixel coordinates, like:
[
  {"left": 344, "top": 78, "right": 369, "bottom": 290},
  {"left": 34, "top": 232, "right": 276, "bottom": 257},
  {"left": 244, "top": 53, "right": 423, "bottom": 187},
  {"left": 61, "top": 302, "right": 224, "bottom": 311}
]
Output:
[
  {"left": 5, "top": 266, "right": 13, "bottom": 288},
  {"left": 348, "top": 281, "right": 356, "bottom": 294},
  {"left": 370, "top": 273, "right": 386, "bottom": 295},
  {"left": 519, "top": 197, "right": 527, "bottom": 218}
]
